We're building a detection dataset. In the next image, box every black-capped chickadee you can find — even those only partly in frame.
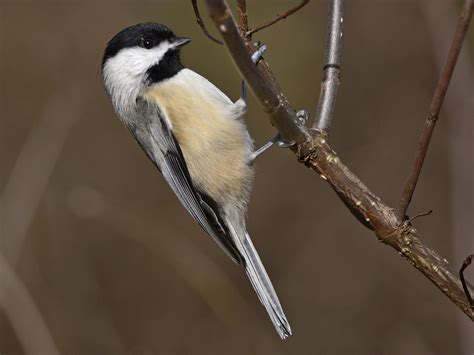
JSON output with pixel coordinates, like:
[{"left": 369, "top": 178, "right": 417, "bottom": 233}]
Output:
[{"left": 101, "top": 22, "right": 291, "bottom": 338}]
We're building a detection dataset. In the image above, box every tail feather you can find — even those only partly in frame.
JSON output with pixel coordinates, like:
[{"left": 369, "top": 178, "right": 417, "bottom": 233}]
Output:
[
  {"left": 241, "top": 235, "right": 292, "bottom": 339},
  {"left": 226, "top": 218, "right": 291, "bottom": 339}
]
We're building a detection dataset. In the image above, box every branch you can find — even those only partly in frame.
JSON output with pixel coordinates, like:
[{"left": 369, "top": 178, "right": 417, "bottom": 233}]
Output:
[
  {"left": 246, "top": 0, "right": 310, "bottom": 37},
  {"left": 312, "top": 0, "right": 344, "bottom": 133},
  {"left": 236, "top": 0, "right": 249, "bottom": 33},
  {"left": 191, "top": 0, "right": 223, "bottom": 44},
  {"left": 204, "top": 0, "right": 474, "bottom": 320},
  {"left": 397, "top": 0, "right": 473, "bottom": 219}
]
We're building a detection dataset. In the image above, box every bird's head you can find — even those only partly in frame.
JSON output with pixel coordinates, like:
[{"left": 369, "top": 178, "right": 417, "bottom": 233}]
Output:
[{"left": 102, "top": 22, "right": 190, "bottom": 114}]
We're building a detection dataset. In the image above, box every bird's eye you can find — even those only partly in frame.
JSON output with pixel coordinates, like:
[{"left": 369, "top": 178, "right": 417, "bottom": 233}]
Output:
[{"left": 141, "top": 38, "right": 153, "bottom": 49}]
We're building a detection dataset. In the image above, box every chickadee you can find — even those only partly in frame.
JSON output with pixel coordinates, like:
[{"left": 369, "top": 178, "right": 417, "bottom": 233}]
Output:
[{"left": 102, "top": 22, "right": 291, "bottom": 338}]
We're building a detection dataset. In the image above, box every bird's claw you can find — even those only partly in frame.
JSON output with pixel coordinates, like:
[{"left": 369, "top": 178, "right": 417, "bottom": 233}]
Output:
[
  {"left": 271, "top": 134, "right": 294, "bottom": 148},
  {"left": 249, "top": 133, "right": 293, "bottom": 163},
  {"left": 266, "top": 109, "right": 308, "bottom": 148},
  {"left": 296, "top": 109, "right": 309, "bottom": 126},
  {"left": 249, "top": 108, "right": 308, "bottom": 163},
  {"left": 249, "top": 43, "right": 306, "bottom": 160},
  {"left": 251, "top": 42, "right": 267, "bottom": 64}
]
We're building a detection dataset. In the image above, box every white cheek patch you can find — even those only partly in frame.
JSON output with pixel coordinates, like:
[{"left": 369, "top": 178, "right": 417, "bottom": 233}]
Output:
[{"left": 102, "top": 41, "right": 172, "bottom": 116}]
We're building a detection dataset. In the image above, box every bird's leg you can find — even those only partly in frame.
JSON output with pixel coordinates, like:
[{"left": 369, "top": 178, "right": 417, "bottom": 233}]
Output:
[
  {"left": 249, "top": 134, "right": 293, "bottom": 162},
  {"left": 250, "top": 110, "right": 309, "bottom": 163},
  {"left": 249, "top": 135, "right": 280, "bottom": 162}
]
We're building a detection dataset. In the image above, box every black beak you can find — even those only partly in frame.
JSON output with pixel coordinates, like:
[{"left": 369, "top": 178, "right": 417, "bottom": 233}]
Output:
[{"left": 173, "top": 37, "right": 191, "bottom": 49}]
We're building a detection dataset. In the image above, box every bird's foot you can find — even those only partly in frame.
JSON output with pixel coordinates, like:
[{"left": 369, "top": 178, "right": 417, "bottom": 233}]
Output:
[
  {"left": 296, "top": 109, "right": 309, "bottom": 126},
  {"left": 251, "top": 41, "right": 267, "bottom": 64},
  {"left": 249, "top": 134, "right": 292, "bottom": 163},
  {"left": 249, "top": 109, "right": 308, "bottom": 163}
]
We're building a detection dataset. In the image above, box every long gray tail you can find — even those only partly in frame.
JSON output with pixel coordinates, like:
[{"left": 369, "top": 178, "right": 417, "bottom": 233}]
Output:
[{"left": 226, "top": 220, "right": 291, "bottom": 338}]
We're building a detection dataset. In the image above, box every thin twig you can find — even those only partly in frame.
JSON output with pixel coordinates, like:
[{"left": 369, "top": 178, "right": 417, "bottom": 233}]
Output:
[
  {"left": 397, "top": 0, "right": 473, "bottom": 219},
  {"left": 460, "top": 254, "right": 474, "bottom": 308},
  {"left": 246, "top": 0, "right": 310, "bottom": 37},
  {"left": 205, "top": 0, "right": 474, "bottom": 320},
  {"left": 191, "top": 0, "right": 223, "bottom": 44},
  {"left": 312, "top": 0, "right": 345, "bottom": 133},
  {"left": 407, "top": 209, "right": 433, "bottom": 224},
  {"left": 422, "top": 2, "right": 474, "bottom": 350},
  {"left": 236, "top": 0, "right": 249, "bottom": 33}
]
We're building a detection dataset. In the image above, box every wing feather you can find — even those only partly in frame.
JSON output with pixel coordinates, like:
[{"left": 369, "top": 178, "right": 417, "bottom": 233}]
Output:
[{"left": 130, "top": 98, "right": 242, "bottom": 263}]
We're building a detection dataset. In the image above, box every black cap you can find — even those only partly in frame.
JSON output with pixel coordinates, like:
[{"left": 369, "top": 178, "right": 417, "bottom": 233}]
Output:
[{"left": 102, "top": 22, "right": 177, "bottom": 66}]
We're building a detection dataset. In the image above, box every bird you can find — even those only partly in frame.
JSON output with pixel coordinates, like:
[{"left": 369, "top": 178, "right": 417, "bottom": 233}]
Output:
[{"left": 101, "top": 22, "right": 291, "bottom": 338}]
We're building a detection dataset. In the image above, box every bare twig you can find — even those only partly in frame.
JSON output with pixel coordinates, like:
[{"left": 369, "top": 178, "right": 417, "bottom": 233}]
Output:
[
  {"left": 205, "top": 0, "right": 474, "bottom": 320},
  {"left": 236, "top": 0, "right": 249, "bottom": 33},
  {"left": 397, "top": 0, "right": 473, "bottom": 219},
  {"left": 191, "top": 0, "right": 224, "bottom": 44},
  {"left": 246, "top": 0, "right": 310, "bottom": 37},
  {"left": 422, "top": 2, "right": 474, "bottom": 349},
  {"left": 312, "top": 0, "right": 344, "bottom": 133},
  {"left": 407, "top": 209, "right": 433, "bottom": 224},
  {"left": 460, "top": 254, "right": 474, "bottom": 308}
]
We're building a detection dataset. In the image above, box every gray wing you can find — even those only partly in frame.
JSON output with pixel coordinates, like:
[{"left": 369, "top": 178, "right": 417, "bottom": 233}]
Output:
[{"left": 128, "top": 98, "right": 242, "bottom": 264}]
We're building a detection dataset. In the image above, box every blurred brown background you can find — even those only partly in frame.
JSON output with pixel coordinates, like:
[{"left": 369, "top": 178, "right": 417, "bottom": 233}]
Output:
[{"left": 1, "top": 1, "right": 473, "bottom": 354}]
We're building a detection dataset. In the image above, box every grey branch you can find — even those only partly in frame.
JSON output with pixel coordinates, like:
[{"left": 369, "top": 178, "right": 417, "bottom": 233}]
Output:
[{"left": 313, "top": 0, "right": 344, "bottom": 132}]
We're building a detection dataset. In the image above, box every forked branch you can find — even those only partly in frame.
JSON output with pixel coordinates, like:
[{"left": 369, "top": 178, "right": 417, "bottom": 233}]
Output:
[
  {"left": 204, "top": 0, "right": 474, "bottom": 320},
  {"left": 236, "top": 0, "right": 249, "bottom": 33}
]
